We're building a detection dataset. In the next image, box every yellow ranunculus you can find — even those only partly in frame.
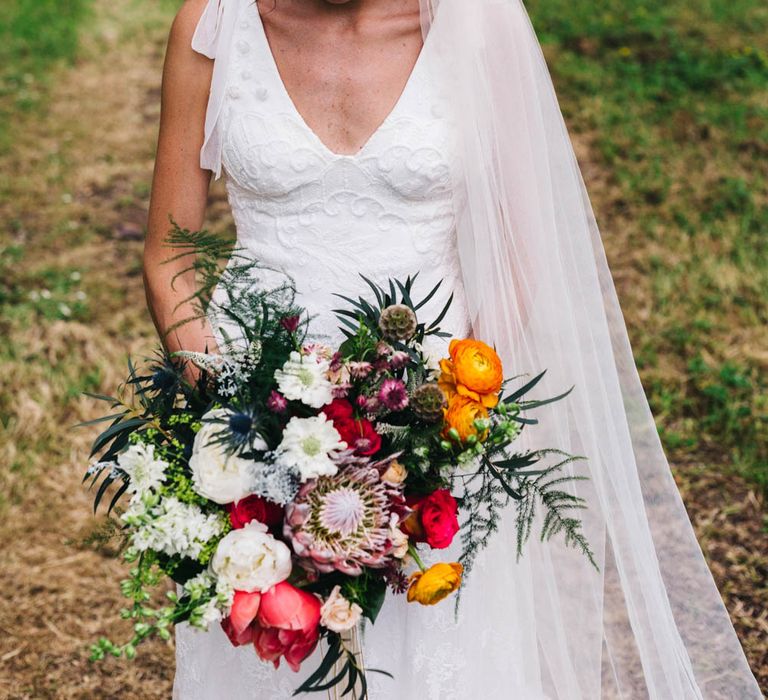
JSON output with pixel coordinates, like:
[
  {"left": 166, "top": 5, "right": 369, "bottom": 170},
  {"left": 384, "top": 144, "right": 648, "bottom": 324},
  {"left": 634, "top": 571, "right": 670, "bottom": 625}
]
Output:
[
  {"left": 443, "top": 394, "right": 489, "bottom": 442},
  {"left": 407, "top": 562, "right": 463, "bottom": 605},
  {"left": 438, "top": 339, "right": 503, "bottom": 409}
]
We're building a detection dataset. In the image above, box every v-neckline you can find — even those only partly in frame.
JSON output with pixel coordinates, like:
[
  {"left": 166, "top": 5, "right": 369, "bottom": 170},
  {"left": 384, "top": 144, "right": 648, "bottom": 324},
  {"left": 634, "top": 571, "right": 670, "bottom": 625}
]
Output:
[{"left": 251, "top": 7, "right": 433, "bottom": 160}]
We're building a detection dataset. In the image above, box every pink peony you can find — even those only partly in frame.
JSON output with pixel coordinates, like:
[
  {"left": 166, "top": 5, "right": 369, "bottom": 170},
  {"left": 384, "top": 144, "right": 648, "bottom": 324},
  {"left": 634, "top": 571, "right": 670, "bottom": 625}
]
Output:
[{"left": 222, "top": 583, "right": 321, "bottom": 672}]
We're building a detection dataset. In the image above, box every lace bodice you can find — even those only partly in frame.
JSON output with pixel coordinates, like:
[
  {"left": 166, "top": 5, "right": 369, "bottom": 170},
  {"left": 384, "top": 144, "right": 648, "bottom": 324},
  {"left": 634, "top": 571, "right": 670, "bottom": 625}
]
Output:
[{"left": 208, "top": 1, "right": 470, "bottom": 348}]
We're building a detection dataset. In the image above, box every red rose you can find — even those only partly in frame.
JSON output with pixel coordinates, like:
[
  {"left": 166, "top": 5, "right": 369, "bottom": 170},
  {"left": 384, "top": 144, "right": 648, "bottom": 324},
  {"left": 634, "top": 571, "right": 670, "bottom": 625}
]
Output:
[
  {"left": 322, "top": 398, "right": 355, "bottom": 422},
  {"left": 402, "top": 489, "right": 459, "bottom": 550},
  {"left": 322, "top": 399, "right": 382, "bottom": 456},
  {"left": 227, "top": 495, "right": 284, "bottom": 532},
  {"left": 222, "top": 583, "right": 321, "bottom": 672}
]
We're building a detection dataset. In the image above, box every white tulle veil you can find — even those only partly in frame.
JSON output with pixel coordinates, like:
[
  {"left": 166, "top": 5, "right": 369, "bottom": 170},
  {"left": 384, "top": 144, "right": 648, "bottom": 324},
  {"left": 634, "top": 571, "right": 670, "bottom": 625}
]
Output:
[
  {"left": 417, "top": 0, "right": 760, "bottom": 697},
  {"left": 191, "top": 0, "right": 760, "bottom": 696}
]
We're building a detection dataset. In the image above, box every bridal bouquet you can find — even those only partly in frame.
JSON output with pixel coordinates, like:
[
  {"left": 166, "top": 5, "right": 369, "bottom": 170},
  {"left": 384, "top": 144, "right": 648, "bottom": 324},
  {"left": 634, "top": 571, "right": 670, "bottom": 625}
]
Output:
[{"left": 83, "top": 228, "right": 593, "bottom": 696}]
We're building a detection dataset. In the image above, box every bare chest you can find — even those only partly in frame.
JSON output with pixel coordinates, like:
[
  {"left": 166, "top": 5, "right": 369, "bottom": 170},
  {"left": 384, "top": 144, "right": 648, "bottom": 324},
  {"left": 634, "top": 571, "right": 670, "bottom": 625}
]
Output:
[{"left": 259, "top": 10, "right": 423, "bottom": 155}]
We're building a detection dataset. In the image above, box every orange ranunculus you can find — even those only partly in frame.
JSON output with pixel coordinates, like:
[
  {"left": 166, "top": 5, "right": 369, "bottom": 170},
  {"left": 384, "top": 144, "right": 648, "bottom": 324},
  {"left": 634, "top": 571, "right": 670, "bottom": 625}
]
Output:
[
  {"left": 443, "top": 395, "right": 489, "bottom": 442},
  {"left": 438, "top": 339, "right": 503, "bottom": 408},
  {"left": 407, "top": 562, "right": 463, "bottom": 605}
]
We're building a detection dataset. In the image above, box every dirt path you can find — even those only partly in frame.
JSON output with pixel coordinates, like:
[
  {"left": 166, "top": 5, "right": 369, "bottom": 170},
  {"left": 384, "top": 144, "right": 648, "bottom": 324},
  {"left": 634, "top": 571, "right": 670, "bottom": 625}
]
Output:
[{"left": 0, "top": 1, "right": 764, "bottom": 698}]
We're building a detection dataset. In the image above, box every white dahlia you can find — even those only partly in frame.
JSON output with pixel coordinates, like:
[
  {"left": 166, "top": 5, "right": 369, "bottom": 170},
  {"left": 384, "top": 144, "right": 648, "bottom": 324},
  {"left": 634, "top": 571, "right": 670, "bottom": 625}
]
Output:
[
  {"left": 274, "top": 350, "right": 334, "bottom": 408},
  {"left": 275, "top": 414, "right": 346, "bottom": 482}
]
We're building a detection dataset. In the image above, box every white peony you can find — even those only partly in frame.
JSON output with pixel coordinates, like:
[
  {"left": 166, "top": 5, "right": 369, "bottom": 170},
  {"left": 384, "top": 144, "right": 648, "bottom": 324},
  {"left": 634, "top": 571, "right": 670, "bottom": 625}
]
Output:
[
  {"left": 211, "top": 521, "right": 292, "bottom": 593},
  {"left": 189, "top": 409, "right": 264, "bottom": 504},
  {"left": 274, "top": 350, "right": 334, "bottom": 408},
  {"left": 275, "top": 414, "right": 346, "bottom": 482},
  {"left": 320, "top": 585, "right": 363, "bottom": 633},
  {"left": 117, "top": 442, "right": 168, "bottom": 500}
]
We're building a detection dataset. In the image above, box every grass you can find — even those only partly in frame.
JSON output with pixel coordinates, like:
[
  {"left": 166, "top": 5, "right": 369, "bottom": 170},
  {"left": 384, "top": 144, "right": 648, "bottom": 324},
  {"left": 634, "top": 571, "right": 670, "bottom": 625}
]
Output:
[
  {"left": 526, "top": 0, "right": 768, "bottom": 491},
  {"left": 0, "top": 0, "right": 93, "bottom": 148}
]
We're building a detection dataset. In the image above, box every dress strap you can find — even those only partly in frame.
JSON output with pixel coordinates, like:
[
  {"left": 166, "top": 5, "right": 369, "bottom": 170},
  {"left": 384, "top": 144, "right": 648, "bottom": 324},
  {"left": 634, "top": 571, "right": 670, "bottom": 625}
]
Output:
[{"left": 192, "top": 0, "right": 246, "bottom": 178}]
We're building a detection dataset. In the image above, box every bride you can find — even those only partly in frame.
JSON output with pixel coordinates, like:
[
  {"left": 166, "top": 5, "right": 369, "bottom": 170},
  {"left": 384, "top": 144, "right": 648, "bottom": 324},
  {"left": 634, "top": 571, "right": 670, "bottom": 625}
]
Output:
[{"left": 143, "top": 0, "right": 761, "bottom": 698}]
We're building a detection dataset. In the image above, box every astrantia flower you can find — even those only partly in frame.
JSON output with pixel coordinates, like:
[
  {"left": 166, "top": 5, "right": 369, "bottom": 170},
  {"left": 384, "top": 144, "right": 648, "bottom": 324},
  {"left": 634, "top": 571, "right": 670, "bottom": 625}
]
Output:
[
  {"left": 189, "top": 409, "right": 261, "bottom": 504},
  {"left": 274, "top": 415, "right": 346, "bottom": 482},
  {"left": 284, "top": 465, "right": 405, "bottom": 575},
  {"left": 348, "top": 361, "right": 374, "bottom": 379},
  {"left": 211, "top": 521, "right": 292, "bottom": 593},
  {"left": 378, "top": 378, "right": 409, "bottom": 412},
  {"left": 267, "top": 390, "right": 288, "bottom": 414},
  {"left": 117, "top": 442, "right": 168, "bottom": 500},
  {"left": 388, "top": 350, "right": 410, "bottom": 370},
  {"left": 274, "top": 350, "right": 334, "bottom": 408}
]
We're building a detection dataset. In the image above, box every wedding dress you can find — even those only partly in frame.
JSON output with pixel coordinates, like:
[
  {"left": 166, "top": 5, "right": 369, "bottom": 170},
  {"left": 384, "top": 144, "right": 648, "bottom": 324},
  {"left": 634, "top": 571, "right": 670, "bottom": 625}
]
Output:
[
  {"left": 172, "top": 1, "right": 761, "bottom": 698},
  {"left": 175, "top": 4, "right": 483, "bottom": 699}
]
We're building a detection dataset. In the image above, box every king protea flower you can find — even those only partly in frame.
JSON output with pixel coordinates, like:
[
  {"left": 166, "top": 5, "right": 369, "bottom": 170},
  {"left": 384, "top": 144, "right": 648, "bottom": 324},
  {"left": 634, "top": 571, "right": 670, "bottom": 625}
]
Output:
[{"left": 284, "top": 464, "right": 406, "bottom": 576}]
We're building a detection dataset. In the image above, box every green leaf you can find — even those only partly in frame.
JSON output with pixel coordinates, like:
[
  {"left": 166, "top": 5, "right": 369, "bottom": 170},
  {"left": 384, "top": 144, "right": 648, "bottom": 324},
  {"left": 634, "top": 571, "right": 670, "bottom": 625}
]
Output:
[
  {"left": 363, "top": 577, "right": 387, "bottom": 624},
  {"left": 504, "top": 370, "right": 547, "bottom": 403},
  {"left": 89, "top": 417, "right": 148, "bottom": 457},
  {"left": 75, "top": 411, "right": 129, "bottom": 428},
  {"left": 518, "top": 385, "right": 574, "bottom": 411}
]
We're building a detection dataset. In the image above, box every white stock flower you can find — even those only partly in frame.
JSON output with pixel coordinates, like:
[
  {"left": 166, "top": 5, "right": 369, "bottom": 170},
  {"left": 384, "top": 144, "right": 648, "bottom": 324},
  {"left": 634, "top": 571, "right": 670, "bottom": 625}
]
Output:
[
  {"left": 117, "top": 442, "right": 168, "bottom": 500},
  {"left": 275, "top": 414, "right": 345, "bottom": 482},
  {"left": 320, "top": 585, "right": 362, "bottom": 633},
  {"left": 274, "top": 350, "right": 334, "bottom": 408},
  {"left": 211, "top": 521, "right": 292, "bottom": 593},
  {"left": 123, "top": 496, "right": 223, "bottom": 559},
  {"left": 189, "top": 409, "right": 261, "bottom": 504}
]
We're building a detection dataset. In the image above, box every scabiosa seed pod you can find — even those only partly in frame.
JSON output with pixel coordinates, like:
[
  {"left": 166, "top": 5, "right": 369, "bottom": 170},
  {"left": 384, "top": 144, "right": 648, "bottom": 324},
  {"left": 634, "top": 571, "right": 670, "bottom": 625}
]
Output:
[
  {"left": 378, "top": 304, "right": 417, "bottom": 341},
  {"left": 410, "top": 382, "right": 447, "bottom": 422}
]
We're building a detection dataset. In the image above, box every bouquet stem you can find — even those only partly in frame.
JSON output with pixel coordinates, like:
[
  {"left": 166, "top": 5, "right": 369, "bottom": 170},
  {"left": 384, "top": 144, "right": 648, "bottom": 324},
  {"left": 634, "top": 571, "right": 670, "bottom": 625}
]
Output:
[{"left": 328, "top": 625, "right": 366, "bottom": 700}]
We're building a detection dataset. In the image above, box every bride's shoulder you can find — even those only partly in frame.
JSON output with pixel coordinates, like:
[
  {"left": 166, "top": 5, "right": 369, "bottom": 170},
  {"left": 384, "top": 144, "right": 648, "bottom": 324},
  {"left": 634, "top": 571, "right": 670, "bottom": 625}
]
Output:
[
  {"left": 167, "top": 0, "right": 212, "bottom": 59},
  {"left": 160, "top": 0, "right": 214, "bottom": 115}
]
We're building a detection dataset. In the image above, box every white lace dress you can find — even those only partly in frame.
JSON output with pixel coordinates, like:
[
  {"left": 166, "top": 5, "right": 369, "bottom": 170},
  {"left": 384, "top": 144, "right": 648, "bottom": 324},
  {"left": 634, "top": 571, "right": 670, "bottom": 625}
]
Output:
[{"left": 172, "top": 4, "right": 535, "bottom": 700}]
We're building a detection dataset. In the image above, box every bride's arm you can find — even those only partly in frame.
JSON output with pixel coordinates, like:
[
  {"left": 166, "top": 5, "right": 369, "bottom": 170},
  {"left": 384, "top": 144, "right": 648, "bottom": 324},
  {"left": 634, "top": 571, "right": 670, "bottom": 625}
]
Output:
[{"left": 144, "top": 0, "right": 216, "bottom": 357}]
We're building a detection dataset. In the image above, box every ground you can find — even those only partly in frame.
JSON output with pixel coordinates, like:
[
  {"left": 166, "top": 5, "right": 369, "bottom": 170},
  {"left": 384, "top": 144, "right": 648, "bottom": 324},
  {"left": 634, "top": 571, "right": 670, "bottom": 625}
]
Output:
[{"left": 0, "top": 1, "right": 765, "bottom": 698}]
